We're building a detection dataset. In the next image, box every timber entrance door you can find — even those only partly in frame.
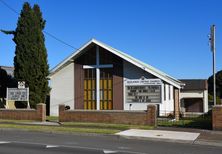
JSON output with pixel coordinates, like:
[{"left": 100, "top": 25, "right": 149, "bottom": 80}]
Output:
[
  {"left": 84, "top": 69, "right": 96, "bottom": 110},
  {"left": 100, "top": 68, "right": 113, "bottom": 110}
]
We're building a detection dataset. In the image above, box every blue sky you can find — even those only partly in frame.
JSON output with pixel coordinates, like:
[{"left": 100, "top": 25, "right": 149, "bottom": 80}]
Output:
[{"left": 0, "top": 0, "right": 221, "bottom": 79}]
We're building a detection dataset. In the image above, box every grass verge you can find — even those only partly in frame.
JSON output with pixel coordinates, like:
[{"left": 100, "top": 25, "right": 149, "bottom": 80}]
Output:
[{"left": 0, "top": 121, "right": 153, "bottom": 134}]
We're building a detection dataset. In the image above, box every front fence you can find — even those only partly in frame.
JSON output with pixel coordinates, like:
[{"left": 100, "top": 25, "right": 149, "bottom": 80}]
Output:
[
  {"left": 157, "top": 110, "right": 212, "bottom": 130},
  {"left": 212, "top": 105, "right": 222, "bottom": 130},
  {"left": 59, "top": 104, "right": 157, "bottom": 126},
  {"left": 0, "top": 103, "right": 46, "bottom": 121}
]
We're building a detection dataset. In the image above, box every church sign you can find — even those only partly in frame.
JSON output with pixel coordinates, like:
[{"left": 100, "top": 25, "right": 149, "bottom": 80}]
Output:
[
  {"left": 7, "top": 88, "right": 29, "bottom": 101},
  {"left": 125, "top": 79, "right": 162, "bottom": 103}
]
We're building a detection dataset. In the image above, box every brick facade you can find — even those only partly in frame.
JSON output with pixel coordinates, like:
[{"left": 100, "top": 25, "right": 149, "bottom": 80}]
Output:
[
  {"left": 0, "top": 103, "right": 46, "bottom": 121},
  {"left": 212, "top": 105, "right": 222, "bottom": 130},
  {"left": 59, "top": 104, "right": 157, "bottom": 126}
]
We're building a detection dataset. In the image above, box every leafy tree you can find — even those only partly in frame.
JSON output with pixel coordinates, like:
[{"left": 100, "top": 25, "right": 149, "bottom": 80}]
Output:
[
  {"left": 0, "top": 68, "right": 8, "bottom": 100},
  {"left": 208, "top": 70, "right": 222, "bottom": 100},
  {"left": 1, "top": 2, "right": 49, "bottom": 108},
  {"left": 0, "top": 68, "right": 17, "bottom": 107}
]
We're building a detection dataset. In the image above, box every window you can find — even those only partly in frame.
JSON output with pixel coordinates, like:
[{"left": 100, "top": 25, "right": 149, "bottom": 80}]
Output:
[{"left": 169, "top": 85, "right": 171, "bottom": 100}]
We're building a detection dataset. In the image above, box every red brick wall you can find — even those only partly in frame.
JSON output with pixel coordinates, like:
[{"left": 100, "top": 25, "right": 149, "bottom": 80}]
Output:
[
  {"left": 174, "top": 88, "right": 180, "bottom": 121},
  {"left": 59, "top": 104, "right": 157, "bottom": 126},
  {"left": 212, "top": 105, "right": 222, "bottom": 130},
  {"left": 0, "top": 103, "right": 46, "bottom": 121}
]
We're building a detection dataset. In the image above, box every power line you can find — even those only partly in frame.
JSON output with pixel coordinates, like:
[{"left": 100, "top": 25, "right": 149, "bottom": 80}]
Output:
[
  {"left": 43, "top": 31, "right": 77, "bottom": 49},
  {"left": 0, "top": 0, "right": 18, "bottom": 14},
  {"left": 0, "top": 0, "right": 125, "bottom": 69},
  {"left": 0, "top": 0, "right": 76, "bottom": 49}
]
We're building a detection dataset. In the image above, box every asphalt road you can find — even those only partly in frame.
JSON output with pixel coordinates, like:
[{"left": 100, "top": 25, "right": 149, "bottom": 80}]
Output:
[{"left": 0, "top": 129, "right": 222, "bottom": 154}]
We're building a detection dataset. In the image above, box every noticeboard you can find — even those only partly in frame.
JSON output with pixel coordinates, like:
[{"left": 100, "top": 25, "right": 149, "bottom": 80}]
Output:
[
  {"left": 7, "top": 88, "right": 29, "bottom": 101},
  {"left": 125, "top": 79, "right": 162, "bottom": 103}
]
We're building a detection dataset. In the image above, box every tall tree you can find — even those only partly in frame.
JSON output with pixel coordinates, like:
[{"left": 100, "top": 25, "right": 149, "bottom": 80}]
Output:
[
  {"left": 1, "top": 2, "right": 49, "bottom": 108},
  {"left": 0, "top": 68, "right": 17, "bottom": 107},
  {"left": 208, "top": 70, "right": 222, "bottom": 99}
]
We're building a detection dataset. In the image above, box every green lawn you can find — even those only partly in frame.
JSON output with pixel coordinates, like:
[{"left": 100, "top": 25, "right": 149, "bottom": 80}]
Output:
[
  {"left": 0, "top": 118, "right": 153, "bottom": 134},
  {"left": 158, "top": 116, "right": 212, "bottom": 130}
]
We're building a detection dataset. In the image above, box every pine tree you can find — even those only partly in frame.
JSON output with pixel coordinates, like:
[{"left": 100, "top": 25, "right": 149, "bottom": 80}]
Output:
[{"left": 1, "top": 2, "right": 49, "bottom": 108}]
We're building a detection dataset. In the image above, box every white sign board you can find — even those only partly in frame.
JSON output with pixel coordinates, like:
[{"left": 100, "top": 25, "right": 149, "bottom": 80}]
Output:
[
  {"left": 7, "top": 88, "right": 29, "bottom": 101},
  {"left": 125, "top": 79, "right": 162, "bottom": 86},
  {"left": 125, "top": 79, "right": 162, "bottom": 103}
]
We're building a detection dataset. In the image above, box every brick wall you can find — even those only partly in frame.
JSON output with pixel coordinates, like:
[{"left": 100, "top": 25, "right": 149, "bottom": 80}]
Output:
[
  {"left": 0, "top": 103, "right": 46, "bottom": 121},
  {"left": 212, "top": 105, "right": 222, "bottom": 130},
  {"left": 59, "top": 104, "right": 157, "bottom": 126}
]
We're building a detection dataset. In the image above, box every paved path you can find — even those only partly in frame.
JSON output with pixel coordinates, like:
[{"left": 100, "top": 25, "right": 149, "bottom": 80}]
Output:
[{"left": 116, "top": 129, "right": 200, "bottom": 143}]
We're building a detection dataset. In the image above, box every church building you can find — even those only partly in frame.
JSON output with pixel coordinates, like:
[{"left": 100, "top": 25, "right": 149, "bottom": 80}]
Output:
[{"left": 49, "top": 39, "right": 183, "bottom": 116}]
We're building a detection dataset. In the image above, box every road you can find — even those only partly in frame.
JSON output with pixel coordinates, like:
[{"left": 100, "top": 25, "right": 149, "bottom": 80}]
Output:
[{"left": 0, "top": 129, "right": 221, "bottom": 154}]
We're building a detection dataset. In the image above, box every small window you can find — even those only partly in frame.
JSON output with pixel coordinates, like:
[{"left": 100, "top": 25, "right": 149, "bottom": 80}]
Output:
[
  {"left": 169, "top": 86, "right": 171, "bottom": 100},
  {"left": 164, "top": 85, "right": 166, "bottom": 101}
]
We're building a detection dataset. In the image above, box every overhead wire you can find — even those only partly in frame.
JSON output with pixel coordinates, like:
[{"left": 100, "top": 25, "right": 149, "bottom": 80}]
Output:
[{"left": 0, "top": 0, "right": 77, "bottom": 50}]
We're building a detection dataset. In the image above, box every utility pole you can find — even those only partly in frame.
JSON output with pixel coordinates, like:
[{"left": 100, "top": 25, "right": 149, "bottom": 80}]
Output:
[{"left": 209, "top": 25, "right": 216, "bottom": 105}]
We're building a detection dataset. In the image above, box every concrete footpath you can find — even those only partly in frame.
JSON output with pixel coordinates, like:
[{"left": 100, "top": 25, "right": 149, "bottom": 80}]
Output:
[
  {"left": 116, "top": 129, "right": 200, "bottom": 143},
  {"left": 156, "top": 127, "right": 222, "bottom": 147},
  {"left": 117, "top": 127, "right": 222, "bottom": 147}
]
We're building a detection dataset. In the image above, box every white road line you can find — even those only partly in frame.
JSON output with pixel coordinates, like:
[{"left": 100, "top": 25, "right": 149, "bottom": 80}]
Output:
[
  {"left": 118, "top": 146, "right": 130, "bottom": 150},
  {"left": 2, "top": 140, "right": 146, "bottom": 154},
  {"left": 46, "top": 145, "right": 59, "bottom": 148},
  {"left": 103, "top": 149, "right": 118, "bottom": 153},
  {"left": 0, "top": 141, "right": 10, "bottom": 144}
]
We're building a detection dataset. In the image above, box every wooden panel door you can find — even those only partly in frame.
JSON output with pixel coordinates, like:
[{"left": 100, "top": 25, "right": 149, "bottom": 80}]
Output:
[
  {"left": 84, "top": 69, "right": 96, "bottom": 110},
  {"left": 100, "top": 68, "right": 113, "bottom": 110}
]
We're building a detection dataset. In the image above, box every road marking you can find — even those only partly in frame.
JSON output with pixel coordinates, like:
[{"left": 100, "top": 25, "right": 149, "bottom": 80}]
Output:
[
  {"left": 46, "top": 145, "right": 59, "bottom": 148},
  {"left": 103, "top": 150, "right": 118, "bottom": 153},
  {"left": 0, "top": 141, "right": 10, "bottom": 144},
  {"left": 118, "top": 146, "right": 130, "bottom": 150}
]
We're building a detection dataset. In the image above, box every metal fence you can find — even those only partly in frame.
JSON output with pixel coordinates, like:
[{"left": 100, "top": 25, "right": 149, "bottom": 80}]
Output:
[{"left": 157, "top": 110, "right": 212, "bottom": 130}]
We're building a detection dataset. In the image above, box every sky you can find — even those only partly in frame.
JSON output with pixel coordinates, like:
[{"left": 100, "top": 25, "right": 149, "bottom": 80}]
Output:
[{"left": 0, "top": 0, "right": 221, "bottom": 79}]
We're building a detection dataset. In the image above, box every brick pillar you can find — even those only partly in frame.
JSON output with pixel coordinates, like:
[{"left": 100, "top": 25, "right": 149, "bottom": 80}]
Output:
[
  {"left": 147, "top": 105, "right": 157, "bottom": 127},
  {"left": 59, "top": 104, "right": 66, "bottom": 122},
  {"left": 212, "top": 105, "right": 222, "bottom": 130},
  {"left": 36, "top": 103, "right": 46, "bottom": 122},
  {"left": 174, "top": 88, "right": 180, "bottom": 121}
]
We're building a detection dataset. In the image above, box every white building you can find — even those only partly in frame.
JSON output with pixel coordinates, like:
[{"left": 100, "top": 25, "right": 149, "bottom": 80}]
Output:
[
  {"left": 180, "top": 79, "right": 208, "bottom": 117},
  {"left": 49, "top": 39, "right": 183, "bottom": 117}
]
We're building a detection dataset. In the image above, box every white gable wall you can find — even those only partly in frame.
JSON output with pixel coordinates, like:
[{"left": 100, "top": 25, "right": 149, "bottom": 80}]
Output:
[
  {"left": 50, "top": 63, "right": 74, "bottom": 116},
  {"left": 180, "top": 90, "right": 208, "bottom": 113},
  {"left": 123, "top": 61, "right": 174, "bottom": 115}
]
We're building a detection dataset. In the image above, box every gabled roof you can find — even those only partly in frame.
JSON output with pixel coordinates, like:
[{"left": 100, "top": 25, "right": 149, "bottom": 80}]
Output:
[{"left": 49, "top": 39, "right": 182, "bottom": 88}]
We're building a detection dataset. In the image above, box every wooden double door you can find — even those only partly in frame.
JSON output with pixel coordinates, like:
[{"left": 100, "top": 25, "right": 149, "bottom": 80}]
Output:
[{"left": 84, "top": 69, "right": 113, "bottom": 110}]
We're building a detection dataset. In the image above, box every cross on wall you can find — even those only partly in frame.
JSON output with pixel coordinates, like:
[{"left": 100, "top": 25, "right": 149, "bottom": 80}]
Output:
[{"left": 83, "top": 46, "right": 113, "bottom": 110}]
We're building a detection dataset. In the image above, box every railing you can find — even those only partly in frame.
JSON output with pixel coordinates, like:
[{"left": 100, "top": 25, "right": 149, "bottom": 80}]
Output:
[{"left": 157, "top": 110, "right": 212, "bottom": 130}]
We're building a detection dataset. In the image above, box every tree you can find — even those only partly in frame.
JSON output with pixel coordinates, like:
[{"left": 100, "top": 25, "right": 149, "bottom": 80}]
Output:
[
  {"left": 0, "top": 68, "right": 17, "bottom": 107},
  {"left": 208, "top": 70, "right": 222, "bottom": 100},
  {"left": 1, "top": 2, "right": 49, "bottom": 108},
  {"left": 0, "top": 68, "right": 8, "bottom": 100}
]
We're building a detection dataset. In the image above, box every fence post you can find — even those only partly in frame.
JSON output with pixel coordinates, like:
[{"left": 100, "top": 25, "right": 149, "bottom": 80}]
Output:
[
  {"left": 174, "top": 88, "right": 180, "bottom": 121},
  {"left": 59, "top": 104, "right": 66, "bottom": 122},
  {"left": 147, "top": 105, "right": 157, "bottom": 127},
  {"left": 212, "top": 105, "right": 222, "bottom": 130},
  {"left": 36, "top": 103, "right": 46, "bottom": 122}
]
